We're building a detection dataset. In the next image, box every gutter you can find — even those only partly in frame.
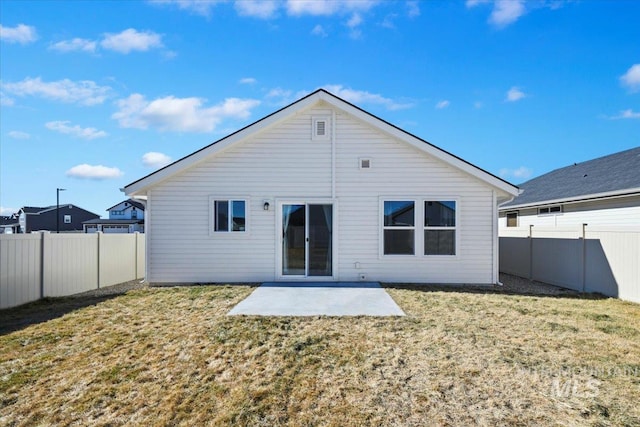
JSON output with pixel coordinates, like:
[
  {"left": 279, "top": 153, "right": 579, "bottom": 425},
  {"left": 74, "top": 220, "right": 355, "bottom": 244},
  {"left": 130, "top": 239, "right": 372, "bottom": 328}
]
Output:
[{"left": 499, "top": 188, "right": 640, "bottom": 211}]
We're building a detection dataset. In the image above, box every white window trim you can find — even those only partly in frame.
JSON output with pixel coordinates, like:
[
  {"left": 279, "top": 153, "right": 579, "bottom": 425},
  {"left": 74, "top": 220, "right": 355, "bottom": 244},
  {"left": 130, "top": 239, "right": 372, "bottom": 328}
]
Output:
[
  {"left": 379, "top": 198, "right": 417, "bottom": 257},
  {"left": 423, "top": 199, "right": 459, "bottom": 258},
  {"left": 209, "top": 196, "right": 250, "bottom": 237},
  {"left": 64, "top": 215, "right": 72, "bottom": 224},
  {"left": 538, "top": 205, "right": 563, "bottom": 216},
  {"left": 506, "top": 211, "right": 519, "bottom": 227},
  {"left": 379, "top": 197, "right": 461, "bottom": 259},
  {"left": 312, "top": 116, "right": 330, "bottom": 141}
]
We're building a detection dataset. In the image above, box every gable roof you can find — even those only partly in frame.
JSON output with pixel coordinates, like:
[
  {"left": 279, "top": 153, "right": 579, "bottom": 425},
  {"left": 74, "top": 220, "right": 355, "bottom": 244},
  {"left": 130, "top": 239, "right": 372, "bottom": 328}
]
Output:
[
  {"left": 106, "top": 199, "right": 145, "bottom": 211},
  {"left": 501, "top": 146, "right": 640, "bottom": 209},
  {"left": 124, "top": 89, "right": 519, "bottom": 197},
  {"left": 19, "top": 205, "right": 100, "bottom": 216}
]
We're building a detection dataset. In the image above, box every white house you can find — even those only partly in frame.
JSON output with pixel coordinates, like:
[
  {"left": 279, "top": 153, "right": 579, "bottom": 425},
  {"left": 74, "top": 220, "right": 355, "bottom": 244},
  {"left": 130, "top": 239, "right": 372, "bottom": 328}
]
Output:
[
  {"left": 499, "top": 147, "right": 640, "bottom": 229},
  {"left": 124, "top": 90, "right": 519, "bottom": 284},
  {"left": 83, "top": 199, "right": 145, "bottom": 233}
]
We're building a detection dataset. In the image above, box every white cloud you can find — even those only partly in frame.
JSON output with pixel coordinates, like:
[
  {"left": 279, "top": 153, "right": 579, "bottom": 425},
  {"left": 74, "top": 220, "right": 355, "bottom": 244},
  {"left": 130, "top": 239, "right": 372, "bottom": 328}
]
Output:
[
  {"left": 8, "top": 131, "right": 30, "bottom": 139},
  {"left": 474, "top": 101, "right": 483, "bottom": 109},
  {"left": 113, "top": 93, "right": 261, "bottom": 132},
  {"left": 406, "top": 1, "right": 420, "bottom": 18},
  {"left": 499, "top": 166, "right": 533, "bottom": 180},
  {"left": 465, "top": 0, "right": 490, "bottom": 7},
  {"left": 506, "top": 86, "right": 526, "bottom": 102},
  {"left": 0, "top": 206, "right": 18, "bottom": 216},
  {"left": 1, "top": 77, "right": 110, "bottom": 105},
  {"left": 235, "top": 0, "right": 279, "bottom": 18},
  {"left": 0, "top": 92, "right": 15, "bottom": 106},
  {"left": 608, "top": 109, "right": 640, "bottom": 120},
  {"left": 346, "top": 12, "right": 364, "bottom": 38},
  {"left": 286, "top": 0, "right": 379, "bottom": 16},
  {"left": 381, "top": 14, "right": 397, "bottom": 29},
  {"left": 66, "top": 164, "right": 124, "bottom": 180},
  {"left": 142, "top": 152, "right": 173, "bottom": 168},
  {"left": 620, "top": 64, "right": 640, "bottom": 93},
  {"left": 45, "top": 121, "right": 108, "bottom": 140},
  {"left": 0, "top": 24, "right": 37, "bottom": 44},
  {"left": 239, "top": 77, "right": 257, "bottom": 85},
  {"left": 322, "top": 85, "right": 413, "bottom": 110},
  {"left": 148, "top": 0, "right": 226, "bottom": 17},
  {"left": 489, "top": 0, "right": 525, "bottom": 27},
  {"left": 50, "top": 38, "right": 97, "bottom": 53},
  {"left": 467, "top": 0, "right": 528, "bottom": 28},
  {"left": 435, "top": 100, "right": 450, "bottom": 109},
  {"left": 101, "top": 28, "right": 163, "bottom": 54},
  {"left": 311, "top": 24, "right": 328, "bottom": 37}
]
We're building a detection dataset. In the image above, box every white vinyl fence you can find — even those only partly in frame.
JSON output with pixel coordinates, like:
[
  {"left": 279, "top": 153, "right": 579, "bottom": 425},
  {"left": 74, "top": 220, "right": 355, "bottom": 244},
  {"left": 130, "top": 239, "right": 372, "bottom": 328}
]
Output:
[
  {"left": 0, "top": 232, "right": 145, "bottom": 309},
  {"left": 500, "top": 226, "right": 640, "bottom": 303}
]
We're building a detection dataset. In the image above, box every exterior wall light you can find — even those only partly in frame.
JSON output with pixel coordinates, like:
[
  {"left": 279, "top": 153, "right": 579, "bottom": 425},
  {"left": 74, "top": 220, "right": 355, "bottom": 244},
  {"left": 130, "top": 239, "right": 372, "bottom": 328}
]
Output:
[{"left": 263, "top": 201, "right": 270, "bottom": 211}]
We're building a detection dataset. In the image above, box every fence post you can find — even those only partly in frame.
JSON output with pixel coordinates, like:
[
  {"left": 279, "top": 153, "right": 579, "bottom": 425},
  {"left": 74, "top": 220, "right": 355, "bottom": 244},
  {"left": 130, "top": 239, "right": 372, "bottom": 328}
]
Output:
[
  {"left": 97, "top": 231, "right": 101, "bottom": 289},
  {"left": 582, "top": 223, "right": 588, "bottom": 293},
  {"left": 40, "top": 231, "right": 46, "bottom": 299},
  {"left": 528, "top": 225, "right": 534, "bottom": 281},
  {"left": 134, "top": 232, "right": 139, "bottom": 280}
]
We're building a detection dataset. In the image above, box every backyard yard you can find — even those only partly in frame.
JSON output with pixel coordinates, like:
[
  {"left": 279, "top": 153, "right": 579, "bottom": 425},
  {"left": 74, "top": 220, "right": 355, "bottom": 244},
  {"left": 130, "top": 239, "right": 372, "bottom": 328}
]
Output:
[{"left": 1, "top": 276, "right": 639, "bottom": 426}]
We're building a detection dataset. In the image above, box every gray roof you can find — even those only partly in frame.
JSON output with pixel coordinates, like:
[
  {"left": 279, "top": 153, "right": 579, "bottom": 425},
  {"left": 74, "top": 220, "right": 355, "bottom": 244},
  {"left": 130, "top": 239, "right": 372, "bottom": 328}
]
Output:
[
  {"left": 106, "top": 199, "right": 145, "bottom": 211},
  {"left": 502, "top": 146, "right": 640, "bottom": 208}
]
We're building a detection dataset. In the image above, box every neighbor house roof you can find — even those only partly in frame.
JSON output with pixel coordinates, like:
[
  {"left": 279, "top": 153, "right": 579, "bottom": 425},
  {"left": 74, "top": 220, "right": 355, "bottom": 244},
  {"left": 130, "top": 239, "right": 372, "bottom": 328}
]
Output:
[
  {"left": 105, "top": 199, "right": 145, "bottom": 211},
  {"left": 19, "top": 205, "right": 99, "bottom": 216},
  {"left": 501, "top": 146, "right": 640, "bottom": 209},
  {"left": 124, "top": 89, "right": 519, "bottom": 198}
]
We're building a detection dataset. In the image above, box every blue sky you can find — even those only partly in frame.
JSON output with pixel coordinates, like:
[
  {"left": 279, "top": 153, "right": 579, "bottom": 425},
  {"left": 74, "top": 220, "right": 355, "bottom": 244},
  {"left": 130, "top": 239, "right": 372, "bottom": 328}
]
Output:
[{"left": 1, "top": 0, "right": 638, "bottom": 217}]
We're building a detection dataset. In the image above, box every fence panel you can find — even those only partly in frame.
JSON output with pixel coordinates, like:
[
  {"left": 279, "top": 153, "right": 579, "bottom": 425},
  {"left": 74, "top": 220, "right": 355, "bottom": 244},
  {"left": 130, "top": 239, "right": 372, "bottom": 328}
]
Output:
[
  {"left": 136, "top": 233, "right": 145, "bottom": 279},
  {"left": 532, "top": 238, "right": 582, "bottom": 291},
  {"left": 500, "top": 226, "right": 640, "bottom": 303},
  {"left": 43, "top": 234, "right": 98, "bottom": 297},
  {"left": 499, "top": 237, "right": 530, "bottom": 277},
  {"left": 0, "top": 234, "right": 42, "bottom": 309},
  {"left": 0, "top": 233, "right": 146, "bottom": 309},
  {"left": 585, "top": 229, "right": 640, "bottom": 302},
  {"left": 100, "top": 234, "right": 136, "bottom": 287}
]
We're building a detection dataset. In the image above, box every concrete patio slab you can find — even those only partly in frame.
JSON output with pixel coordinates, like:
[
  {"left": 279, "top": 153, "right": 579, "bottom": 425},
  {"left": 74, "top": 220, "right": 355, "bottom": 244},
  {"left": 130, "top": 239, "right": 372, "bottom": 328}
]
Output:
[{"left": 228, "top": 282, "right": 405, "bottom": 316}]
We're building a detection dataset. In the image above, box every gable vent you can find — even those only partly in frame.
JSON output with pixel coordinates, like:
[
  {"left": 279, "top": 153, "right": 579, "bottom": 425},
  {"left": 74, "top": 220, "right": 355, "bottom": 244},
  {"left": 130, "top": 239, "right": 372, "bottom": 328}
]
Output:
[
  {"left": 312, "top": 117, "right": 330, "bottom": 140},
  {"left": 360, "top": 158, "right": 371, "bottom": 169}
]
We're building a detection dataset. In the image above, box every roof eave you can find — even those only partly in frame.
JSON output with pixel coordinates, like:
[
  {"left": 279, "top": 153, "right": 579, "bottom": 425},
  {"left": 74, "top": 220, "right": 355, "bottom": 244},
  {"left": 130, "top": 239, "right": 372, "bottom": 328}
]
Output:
[{"left": 499, "top": 187, "right": 640, "bottom": 210}]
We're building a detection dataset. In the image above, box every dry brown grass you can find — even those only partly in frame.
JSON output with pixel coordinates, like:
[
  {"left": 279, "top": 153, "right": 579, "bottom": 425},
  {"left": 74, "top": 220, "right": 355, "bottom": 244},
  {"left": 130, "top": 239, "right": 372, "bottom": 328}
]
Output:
[{"left": 1, "top": 283, "right": 639, "bottom": 426}]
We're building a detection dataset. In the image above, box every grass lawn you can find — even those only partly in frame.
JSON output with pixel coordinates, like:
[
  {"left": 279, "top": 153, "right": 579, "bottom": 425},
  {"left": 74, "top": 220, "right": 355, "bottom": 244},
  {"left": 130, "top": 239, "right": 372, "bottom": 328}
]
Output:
[{"left": 1, "top": 282, "right": 639, "bottom": 426}]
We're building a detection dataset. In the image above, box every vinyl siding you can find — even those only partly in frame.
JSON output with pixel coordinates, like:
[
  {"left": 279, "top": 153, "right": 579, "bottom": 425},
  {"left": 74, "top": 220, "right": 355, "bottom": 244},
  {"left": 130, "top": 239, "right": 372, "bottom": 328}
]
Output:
[
  {"left": 148, "top": 104, "right": 497, "bottom": 283},
  {"left": 499, "top": 195, "right": 640, "bottom": 229}
]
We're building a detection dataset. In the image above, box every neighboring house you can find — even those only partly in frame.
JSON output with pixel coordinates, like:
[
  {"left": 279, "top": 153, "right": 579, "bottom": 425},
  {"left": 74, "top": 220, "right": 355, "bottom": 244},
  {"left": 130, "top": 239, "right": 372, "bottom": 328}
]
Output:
[
  {"left": 499, "top": 147, "right": 640, "bottom": 228},
  {"left": 83, "top": 199, "right": 145, "bottom": 233},
  {"left": 0, "top": 215, "right": 20, "bottom": 234},
  {"left": 16, "top": 205, "right": 100, "bottom": 233},
  {"left": 124, "top": 89, "right": 519, "bottom": 284}
]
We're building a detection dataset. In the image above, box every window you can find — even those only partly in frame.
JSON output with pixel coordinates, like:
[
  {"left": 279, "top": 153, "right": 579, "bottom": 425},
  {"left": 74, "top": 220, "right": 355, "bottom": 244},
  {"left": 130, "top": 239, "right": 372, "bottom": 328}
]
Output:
[
  {"left": 383, "top": 201, "right": 415, "bottom": 255},
  {"left": 538, "top": 205, "right": 562, "bottom": 215},
  {"left": 506, "top": 212, "right": 518, "bottom": 227},
  {"left": 424, "top": 201, "right": 456, "bottom": 255},
  {"left": 213, "top": 200, "right": 246, "bottom": 232},
  {"left": 360, "top": 158, "right": 371, "bottom": 169},
  {"left": 64, "top": 215, "right": 72, "bottom": 224},
  {"left": 131, "top": 208, "right": 137, "bottom": 219}
]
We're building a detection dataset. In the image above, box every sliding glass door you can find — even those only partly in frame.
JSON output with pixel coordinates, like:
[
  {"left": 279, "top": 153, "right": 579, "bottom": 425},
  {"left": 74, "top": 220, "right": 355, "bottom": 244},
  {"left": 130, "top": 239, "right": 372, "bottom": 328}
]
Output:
[{"left": 282, "top": 203, "right": 332, "bottom": 277}]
